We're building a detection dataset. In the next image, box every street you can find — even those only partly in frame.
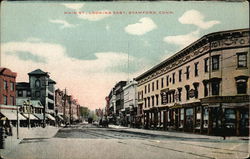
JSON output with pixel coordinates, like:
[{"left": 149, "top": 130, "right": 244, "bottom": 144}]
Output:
[{"left": 3, "top": 124, "right": 249, "bottom": 159}]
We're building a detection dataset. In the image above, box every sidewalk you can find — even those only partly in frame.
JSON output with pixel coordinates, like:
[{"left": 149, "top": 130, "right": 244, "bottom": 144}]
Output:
[
  {"left": 0, "top": 126, "right": 59, "bottom": 158},
  {"left": 109, "top": 125, "right": 250, "bottom": 141}
]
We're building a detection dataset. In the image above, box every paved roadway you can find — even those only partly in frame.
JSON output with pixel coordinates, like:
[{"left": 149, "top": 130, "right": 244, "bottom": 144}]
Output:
[{"left": 4, "top": 124, "right": 249, "bottom": 159}]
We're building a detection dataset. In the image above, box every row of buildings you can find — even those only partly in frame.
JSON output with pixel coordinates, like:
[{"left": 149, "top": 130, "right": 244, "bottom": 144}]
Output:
[
  {"left": 0, "top": 68, "right": 81, "bottom": 128},
  {"left": 105, "top": 28, "right": 250, "bottom": 136}
]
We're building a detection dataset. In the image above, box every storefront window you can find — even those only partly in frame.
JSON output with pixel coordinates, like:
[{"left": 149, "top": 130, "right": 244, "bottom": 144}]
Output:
[
  {"left": 180, "top": 108, "right": 184, "bottom": 128},
  {"left": 225, "top": 109, "right": 236, "bottom": 129},
  {"left": 196, "top": 107, "right": 201, "bottom": 128},
  {"left": 203, "top": 108, "right": 209, "bottom": 128},
  {"left": 185, "top": 108, "right": 193, "bottom": 130}
]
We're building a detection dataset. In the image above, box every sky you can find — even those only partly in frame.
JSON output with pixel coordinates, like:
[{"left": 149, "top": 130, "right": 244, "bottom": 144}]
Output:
[{"left": 1, "top": 1, "right": 249, "bottom": 110}]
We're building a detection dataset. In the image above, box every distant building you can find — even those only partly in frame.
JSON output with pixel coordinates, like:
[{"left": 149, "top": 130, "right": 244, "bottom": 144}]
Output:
[
  {"left": 27, "top": 69, "right": 56, "bottom": 115},
  {"left": 135, "top": 28, "right": 249, "bottom": 136},
  {"left": 0, "top": 67, "right": 17, "bottom": 106},
  {"left": 123, "top": 80, "right": 137, "bottom": 127}
]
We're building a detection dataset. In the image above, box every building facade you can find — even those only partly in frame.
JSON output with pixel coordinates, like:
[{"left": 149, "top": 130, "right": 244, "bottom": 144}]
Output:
[
  {"left": 0, "top": 67, "right": 17, "bottom": 106},
  {"left": 123, "top": 80, "right": 138, "bottom": 127},
  {"left": 28, "top": 69, "right": 56, "bottom": 115},
  {"left": 135, "top": 28, "right": 249, "bottom": 136}
]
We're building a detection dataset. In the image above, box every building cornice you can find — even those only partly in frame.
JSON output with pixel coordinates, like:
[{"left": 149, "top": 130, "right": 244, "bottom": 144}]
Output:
[{"left": 135, "top": 28, "right": 250, "bottom": 86}]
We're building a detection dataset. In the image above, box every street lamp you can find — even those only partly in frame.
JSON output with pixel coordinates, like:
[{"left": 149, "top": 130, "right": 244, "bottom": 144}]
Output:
[{"left": 23, "top": 100, "right": 31, "bottom": 129}]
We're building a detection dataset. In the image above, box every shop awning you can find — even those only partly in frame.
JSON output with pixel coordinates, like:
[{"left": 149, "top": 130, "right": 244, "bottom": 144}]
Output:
[
  {"left": 34, "top": 114, "right": 44, "bottom": 120},
  {"left": 57, "top": 115, "right": 64, "bottom": 120},
  {"left": 22, "top": 114, "right": 38, "bottom": 120},
  {"left": 0, "top": 110, "right": 26, "bottom": 120},
  {"left": 46, "top": 114, "right": 55, "bottom": 121}
]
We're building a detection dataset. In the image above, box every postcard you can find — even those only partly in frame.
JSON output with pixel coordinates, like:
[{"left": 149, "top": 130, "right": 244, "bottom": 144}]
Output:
[{"left": 0, "top": 1, "right": 249, "bottom": 159}]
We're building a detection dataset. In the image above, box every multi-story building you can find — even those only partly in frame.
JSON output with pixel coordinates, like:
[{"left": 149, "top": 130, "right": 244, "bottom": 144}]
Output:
[
  {"left": 135, "top": 28, "right": 249, "bottom": 136},
  {"left": 123, "top": 80, "right": 138, "bottom": 127},
  {"left": 114, "top": 81, "right": 127, "bottom": 125},
  {"left": 28, "top": 69, "right": 56, "bottom": 115},
  {"left": 0, "top": 67, "right": 17, "bottom": 106}
]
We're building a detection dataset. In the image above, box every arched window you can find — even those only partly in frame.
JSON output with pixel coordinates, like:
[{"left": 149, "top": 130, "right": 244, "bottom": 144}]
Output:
[
  {"left": 235, "top": 76, "right": 248, "bottom": 94},
  {"left": 35, "top": 79, "right": 41, "bottom": 88}
]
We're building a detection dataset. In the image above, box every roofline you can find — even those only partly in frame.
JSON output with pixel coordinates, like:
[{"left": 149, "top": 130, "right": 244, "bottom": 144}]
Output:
[{"left": 135, "top": 28, "right": 250, "bottom": 81}]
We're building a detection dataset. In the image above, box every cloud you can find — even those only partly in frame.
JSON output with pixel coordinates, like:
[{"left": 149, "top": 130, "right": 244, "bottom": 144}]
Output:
[
  {"left": 49, "top": 19, "right": 76, "bottom": 29},
  {"left": 77, "top": 10, "right": 113, "bottom": 21},
  {"left": 62, "top": 3, "right": 84, "bottom": 10},
  {"left": 125, "top": 17, "right": 157, "bottom": 35},
  {"left": 163, "top": 30, "right": 200, "bottom": 47},
  {"left": 178, "top": 10, "right": 220, "bottom": 29},
  {"left": 1, "top": 41, "right": 143, "bottom": 109}
]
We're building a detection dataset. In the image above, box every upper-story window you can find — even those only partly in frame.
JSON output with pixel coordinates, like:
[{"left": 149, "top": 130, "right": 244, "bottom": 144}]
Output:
[
  {"left": 141, "top": 91, "right": 144, "bottom": 99},
  {"left": 35, "top": 79, "right": 41, "bottom": 88},
  {"left": 35, "top": 91, "right": 41, "bottom": 97},
  {"left": 211, "top": 82, "right": 220, "bottom": 95},
  {"left": 4, "top": 80, "right": 7, "bottom": 90},
  {"left": 152, "top": 82, "right": 154, "bottom": 91},
  {"left": 166, "top": 76, "right": 169, "bottom": 86},
  {"left": 161, "top": 77, "right": 164, "bottom": 88},
  {"left": 156, "top": 94, "right": 159, "bottom": 105},
  {"left": 203, "top": 82, "right": 209, "bottom": 97},
  {"left": 151, "top": 96, "right": 154, "bottom": 107},
  {"left": 177, "top": 88, "right": 182, "bottom": 102},
  {"left": 194, "top": 62, "right": 199, "bottom": 77},
  {"left": 144, "top": 98, "right": 147, "bottom": 108},
  {"left": 185, "top": 85, "right": 190, "bottom": 100},
  {"left": 18, "top": 90, "right": 23, "bottom": 97},
  {"left": 212, "top": 55, "right": 220, "bottom": 71},
  {"left": 193, "top": 83, "right": 199, "bottom": 99},
  {"left": 27, "top": 91, "right": 31, "bottom": 97},
  {"left": 186, "top": 66, "right": 190, "bottom": 80},
  {"left": 148, "top": 83, "right": 150, "bottom": 93},
  {"left": 179, "top": 70, "right": 182, "bottom": 82},
  {"left": 237, "top": 52, "right": 247, "bottom": 68},
  {"left": 235, "top": 76, "right": 248, "bottom": 94},
  {"left": 156, "top": 80, "right": 159, "bottom": 90},
  {"left": 3, "top": 95, "right": 7, "bottom": 105},
  {"left": 204, "top": 58, "right": 209, "bottom": 73},
  {"left": 148, "top": 97, "right": 150, "bottom": 107},
  {"left": 10, "top": 82, "right": 14, "bottom": 91},
  {"left": 145, "top": 85, "right": 147, "bottom": 94},
  {"left": 10, "top": 96, "right": 15, "bottom": 105},
  {"left": 172, "top": 73, "right": 175, "bottom": 84}
]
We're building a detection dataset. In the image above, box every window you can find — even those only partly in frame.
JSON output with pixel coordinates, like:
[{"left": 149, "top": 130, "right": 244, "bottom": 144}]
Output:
[
  {"left": 10, "top": 96, "right": 14, "bottom": 105},
  {"left": 166, "top": 76, "right": 169, "bottom": 86},
  {"left": 193, "top": 83, "right": 199, "bottom": 99},
  {"left": 10, "top": 82, "right": 14, "bottom": 91},
  {"left": 4, "top": 80, "right": 7, "bottom": 90},
  {"left": 212, "top": 55, "right": 220, "bottom": 71},
  {"left": 141, "top": 91, "right": 143, "bottom": 99},
  {"left": 3, "top": 95, "right": 7, "bottom": 105},
  {"left": 148, "top": 83, "right": 150, "bottom": 93},
  {"left": 204, "top": 82, "right": 209, "bottom": 97},
  {"left": 145, "top": 85, "right": 147, "bottom": 94},
  {"left": 161, "top": 77, "right": 164, "bottom": 88},
  {"left": 186, "top": 66, "right": 190, "bottom": 80},
  {"left": 237, "top": 52, "right": 247, "bottom": 68},
  {"left": 27, "top": 91, "right": 31, "bottom": 97},
  {"left": 152, "top": 82, "right": 154, "bottom": 91},
  {"left": 18, "top": 90, "right": 23, "bottom": 97},
  {"left": 185, "top": 85, "right": 190, "bottom": 100},
  {"left": 172, "top": 73, "right": 175, "bottom": 84},
  {"left": 178, "top": 88, "right": 182, "bottom": 102},
  {"left": 194, "top": 62, "right": 199, "bottom": 77},
  {"left": 235, "top": 76, "right": 248, "bottom": 94},
  {"left": 179, "top": 70, "right": 182, "bottom": 82},
  {"left": 151, "top": 96, "right": 154, "bottom": 107},
  {"left": 156, "top": 95, "right": 159, "bottom": 105},
  {"left": 35, "top": 79, "right": 41, "bottom": 87},
  {"left": 156, "top": 80, "right": 159, "bottom": 90},
  {"left": 204, "top": 58, "right": 209, "bottom": 73},
  {"left": 35, "top": 91, "right": 41, "bottom": 97},
  {"left": 211, "top": 82, "right": 220, "bottom": 95},
  {"left": 144, "top": 98, "right": 147, "bottom": 108},
  {"left": 148, "top": 97, "right": 150, "bottom": 107}
]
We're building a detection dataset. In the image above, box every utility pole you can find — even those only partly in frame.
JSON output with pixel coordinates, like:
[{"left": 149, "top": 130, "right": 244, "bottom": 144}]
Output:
[{"left": 63, "top": 88, "right": 67, "bottom": 124}]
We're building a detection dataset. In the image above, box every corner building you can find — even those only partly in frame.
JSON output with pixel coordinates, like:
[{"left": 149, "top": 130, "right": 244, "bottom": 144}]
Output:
[{"left": 135, "top": 28, "right": 249, "bottom": 136}]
